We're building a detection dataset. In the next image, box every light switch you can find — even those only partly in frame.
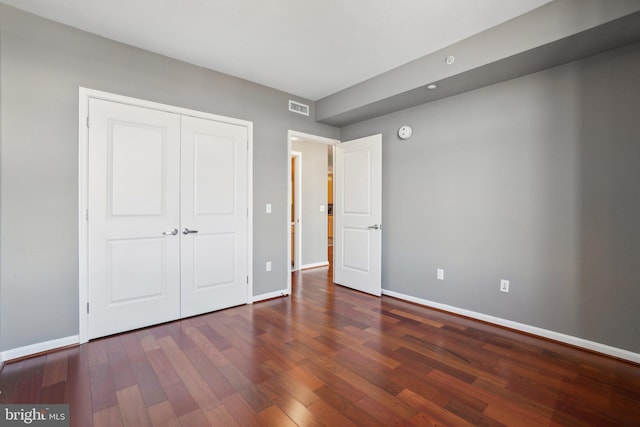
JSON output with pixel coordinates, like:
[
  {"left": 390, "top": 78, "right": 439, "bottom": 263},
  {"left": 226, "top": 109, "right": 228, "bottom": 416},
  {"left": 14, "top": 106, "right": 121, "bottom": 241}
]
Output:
[
  {"left": 320, "top": 205, "right": 325, "bottom": 212},
  {"left": 266, "top": 203, "right": 272, "bottom": 214}
]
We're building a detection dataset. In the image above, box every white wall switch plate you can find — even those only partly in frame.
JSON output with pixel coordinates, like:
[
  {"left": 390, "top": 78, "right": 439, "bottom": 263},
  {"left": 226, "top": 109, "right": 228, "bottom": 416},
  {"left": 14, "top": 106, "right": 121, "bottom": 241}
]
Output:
[
  {"left": 266, "top": 261, "right": 272, "bottom": 272},
  {"left": 437, "top": 269, "right": 444, "bottom": 280},
  {"left": 266, "top": 203, "right": 272, "bottom": 214},
  {"left": 500, "top": 279, "right": 510, "bottom": 293},
  {"left": 320, "top": 205, "right": 325, "bottom": 212}
]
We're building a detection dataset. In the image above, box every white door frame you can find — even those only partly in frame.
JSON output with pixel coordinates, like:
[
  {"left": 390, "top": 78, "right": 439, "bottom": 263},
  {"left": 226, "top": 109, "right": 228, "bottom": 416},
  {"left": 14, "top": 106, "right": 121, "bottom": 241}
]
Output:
[
  {"left": 287, "top": 131, "right": 339, "bottom": 295},
  {"left": 290, "top": 151, "right": 302, "bottom": 272},
  {"left": 78, "top": 87, "right": 254, "bottom": 344}
]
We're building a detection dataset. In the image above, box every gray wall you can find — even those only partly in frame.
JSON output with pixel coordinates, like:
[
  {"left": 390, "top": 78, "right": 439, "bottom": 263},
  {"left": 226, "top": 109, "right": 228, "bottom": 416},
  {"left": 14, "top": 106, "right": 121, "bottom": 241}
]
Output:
[
  {"left": 292, "top": 140, "right": 329, "bottom": 266},
  {"left": 0, "top": 5, "right": 338, "bottom": 352},
  {"left": 341, "top": 42, "right": 640, "bottom": 353}
]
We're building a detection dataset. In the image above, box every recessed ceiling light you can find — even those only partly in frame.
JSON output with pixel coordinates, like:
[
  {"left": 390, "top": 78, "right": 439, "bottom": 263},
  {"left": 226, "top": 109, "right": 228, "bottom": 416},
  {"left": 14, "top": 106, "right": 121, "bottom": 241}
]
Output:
[{"left": 426, "top": 84, "right": 437, "bottom": 90}]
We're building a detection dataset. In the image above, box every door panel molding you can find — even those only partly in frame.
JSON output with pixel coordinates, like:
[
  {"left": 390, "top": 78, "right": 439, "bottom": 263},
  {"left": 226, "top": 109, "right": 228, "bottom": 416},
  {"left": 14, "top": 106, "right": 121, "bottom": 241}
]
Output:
[{"left": 79, "top": 87, "right": 253, "bottom": 343}]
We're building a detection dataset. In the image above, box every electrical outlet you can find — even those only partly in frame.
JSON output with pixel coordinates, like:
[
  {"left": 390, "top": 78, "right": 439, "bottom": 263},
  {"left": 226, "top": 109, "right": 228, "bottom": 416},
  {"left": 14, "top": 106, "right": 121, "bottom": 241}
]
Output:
[
  {"left": 500, "top": 279, "right": 510, "bottom": 293},
  {"left": 320, "top": 205, "right": 325, "bottom": 212},
  {"left": 437, "top": 269, "right": 444, "bottom": 280},
  {"left": 266, "top": 261, "right": 272, "bottom": 272}
]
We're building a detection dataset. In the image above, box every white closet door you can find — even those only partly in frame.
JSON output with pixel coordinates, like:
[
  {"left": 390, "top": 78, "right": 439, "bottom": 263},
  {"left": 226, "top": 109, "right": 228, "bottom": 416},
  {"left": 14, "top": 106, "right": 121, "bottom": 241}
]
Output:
[
  {"left": 88, "top": 99, "right": 181, "bottom": 339},
  {"left": 180, "top": 116, "right": 249, "bottom": 317}
]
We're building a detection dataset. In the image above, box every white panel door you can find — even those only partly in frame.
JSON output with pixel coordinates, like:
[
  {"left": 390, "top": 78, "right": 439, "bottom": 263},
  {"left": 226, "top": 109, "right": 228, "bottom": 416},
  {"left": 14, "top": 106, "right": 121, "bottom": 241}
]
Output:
[
  {"left": 180, "top": 116, "right": 249, "bottom": 317},
  {"left": 88, "top": 99, "right": 181, "bottom": 339},
  {"left": 334, "top": 134, "right": 382, "bottom": 296}
]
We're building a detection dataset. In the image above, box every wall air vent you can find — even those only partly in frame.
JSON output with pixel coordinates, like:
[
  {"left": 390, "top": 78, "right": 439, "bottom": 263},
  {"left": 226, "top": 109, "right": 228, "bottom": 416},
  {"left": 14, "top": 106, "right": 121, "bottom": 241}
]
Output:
[{"left": 288, "top": 100, "right": 310, "bottom": 116}]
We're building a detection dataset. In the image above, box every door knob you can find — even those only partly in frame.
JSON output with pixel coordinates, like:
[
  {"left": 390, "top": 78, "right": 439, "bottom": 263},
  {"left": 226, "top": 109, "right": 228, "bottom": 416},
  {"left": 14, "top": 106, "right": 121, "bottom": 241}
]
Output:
[
  {"left": 162, "top": 228, "right": 178, "bottom": 235},
  {"left": 183, "top": 228, "right": 199, "bottom": 235},
  {"left": 367, "top": 224, "right": 380, "bottom": 230}
]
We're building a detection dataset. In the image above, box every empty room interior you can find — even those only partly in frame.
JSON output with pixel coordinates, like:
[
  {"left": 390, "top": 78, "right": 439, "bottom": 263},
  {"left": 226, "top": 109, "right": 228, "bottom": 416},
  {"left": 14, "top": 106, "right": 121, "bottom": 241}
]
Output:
[{"left": 1, "top": 0, "right": 640, "bottom": 425}]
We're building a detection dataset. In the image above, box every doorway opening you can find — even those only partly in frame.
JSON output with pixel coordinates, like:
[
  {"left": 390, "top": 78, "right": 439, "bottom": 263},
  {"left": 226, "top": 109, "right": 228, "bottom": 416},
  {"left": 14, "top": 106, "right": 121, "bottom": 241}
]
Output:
[{"left": 287, "top": 131, "right": 339, "bottom": 295}]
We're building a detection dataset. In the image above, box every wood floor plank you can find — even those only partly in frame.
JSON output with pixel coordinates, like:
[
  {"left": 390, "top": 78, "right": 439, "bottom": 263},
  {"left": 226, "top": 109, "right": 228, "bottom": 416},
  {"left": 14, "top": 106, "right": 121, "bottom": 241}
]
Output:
[
  {"left": 163, "top": 381, "right": 199, "bottom": 417},
  {"left": 265, "top": 368, "right": 319, "bottom": 407},
  {"left": 93, "top": 405, "right": 123, "bottom": 427},
  {"left": 202, "top": 404, "right": 242, "bottom": 427},
  {"left": 428, "top": 370, "right": 552, "bottom": 426},
  {"left": 107, "top": 349, "right": 137, "bottom": 391},
  {"left": 39, "top": 381, "right": 66, "bottom": 404},
  {"left": 116, "top": 385, "right": 153, "bottom": 427},
  {"left": 221, "top": 393, "right": 264, "bottom": 427},
  {"left": 183, "top": 325, "right": 230, "bottom": 367},
  {"left": 121, "top": 332, "right": 148, "bottom": 365},
  {"left": 307, "top": 399, "right": 358, "bottom": 427},
  {"left": 130, "top": 359, "right": 168, "bottom": 408},
  {"left": 41, "top": 350, "right": 68, "bottom": 387},
  {"left": 146, "top": 401, "right": 181, "bottom": 427},
  {"left": 257, "top": 381, "right": 323, "bottom": 426},
  {"left": 89, "top": 362, "right": 117, "bottom": 412},
  {"left": 183, "top": 347, "right": 237, "bottom": 400},
  {"left": 157, "top": 336, "right": 218, "bottom": 411},
  {"left": 87, "top": 339, "right": 108, "bottom": 367},
  {"left": 1, "top": 266, "right": 640, "bottom": 426},
  {"left": 146, "top": 348, "right": 182, "bottom": 388},
  {"left": 333, "top": 346, "right": 405, "bottom": 396},
  {"left": 314, "top": 384, "right": 387, "bottom": 427},
  {"left": 221, "top": 346, "right": 269, "bottom": 385},
  {"left": 259, "top": 405, "right": 298, "bottom": 427},
  {"left": 138, "top": 330, "right": 160, "bottom": 353},
  {"left": 65, "top": 349, "right": 94, "bottom": 427},
  {"left": 331, "top": 359, "right": 415, "bottom": 421},
  {"left": 398, "top": 388, "right": 475, "bottom": 427},
  {"left": 177, "top": 409, "right": 211, "bottom": 427}
]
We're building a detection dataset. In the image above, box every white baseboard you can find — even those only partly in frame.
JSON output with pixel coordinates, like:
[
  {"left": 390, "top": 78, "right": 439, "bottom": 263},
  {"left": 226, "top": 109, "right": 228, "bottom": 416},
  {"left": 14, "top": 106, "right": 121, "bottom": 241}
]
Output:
[
  {"left": 301, "top": 261, "right": 329, "bottom": 270},
  {"left": 0, "top": 335, "right": 79, "bottom": 363},
  {"left": 252, "top": 290, "right": 289, "bottom": 303},
  {"left": 382, "top": 289, "right": 640, "bottom": 364}
]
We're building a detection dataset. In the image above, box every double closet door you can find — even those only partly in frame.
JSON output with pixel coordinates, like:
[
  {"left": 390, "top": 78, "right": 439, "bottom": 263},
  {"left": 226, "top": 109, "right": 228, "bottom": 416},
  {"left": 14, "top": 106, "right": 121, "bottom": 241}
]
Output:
[{"left": 87, "top": 99, "right": 248, "bottom": 339}]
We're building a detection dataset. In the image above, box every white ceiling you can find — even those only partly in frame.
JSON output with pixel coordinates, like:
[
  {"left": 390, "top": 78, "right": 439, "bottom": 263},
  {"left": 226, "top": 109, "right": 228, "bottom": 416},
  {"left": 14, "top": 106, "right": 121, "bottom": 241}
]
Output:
[{"left": 1, "top": 0, "right": 553, "bottom": 100}]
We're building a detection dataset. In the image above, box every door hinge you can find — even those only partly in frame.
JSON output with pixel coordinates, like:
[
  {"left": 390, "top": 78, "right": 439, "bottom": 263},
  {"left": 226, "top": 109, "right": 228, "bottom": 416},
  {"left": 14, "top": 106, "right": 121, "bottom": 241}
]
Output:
[
  {"left": 87, "top": 116, "right": 90, "bottom": 128},
  {"left": 86, "top": 209, "right": 89, "bottom": 221},
  {"left": 246, "top": 276, "right": 249, "bottom": 284},
  {"left": 87, "top": 302, "right": 90, "bottom": 313}
]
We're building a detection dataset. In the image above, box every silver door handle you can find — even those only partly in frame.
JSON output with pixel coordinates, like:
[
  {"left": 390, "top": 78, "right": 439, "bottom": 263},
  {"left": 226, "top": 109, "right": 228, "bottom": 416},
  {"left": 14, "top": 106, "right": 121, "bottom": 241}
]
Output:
[
  {"left": 367, "top": 224, "right": 380, "bottom": 230},
  {"left": 162, "top": 228, "right": 178, "bottom": 235},
  {"left": 183, "top": 228, "right": 199, "bottom": 235}
]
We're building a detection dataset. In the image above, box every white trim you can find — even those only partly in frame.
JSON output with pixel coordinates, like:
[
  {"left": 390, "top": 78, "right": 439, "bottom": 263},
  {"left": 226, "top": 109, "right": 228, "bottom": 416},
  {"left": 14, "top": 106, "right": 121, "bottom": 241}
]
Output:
[
  {"left": 287, "top": 130, "right": 339, "bottom": 295},
  {"left": 78, "top": 87, "right": 254, "bottom": 344},
  {"left": 290, "top": 151, "right": 302, "bottom": 272},
  {"left": 0, "top": 336, "right": 79, "bottom": 363},
  {"left": 252, "top": 290, "right": 289, "bottom": 303},
  {"left": 382, "top": 289, "right": 640, "bottom": 364},
  {"left": 301, "top": 261, "right": 330, "bottom": 270},
  {"left": 247, "top": 125, "right": 254, "bottom": 307}
]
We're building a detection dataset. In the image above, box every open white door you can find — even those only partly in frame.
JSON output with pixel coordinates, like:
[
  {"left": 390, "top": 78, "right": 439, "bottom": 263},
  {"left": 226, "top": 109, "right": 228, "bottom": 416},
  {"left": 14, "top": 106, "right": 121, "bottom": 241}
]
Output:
[{"left": 334, "top": 134, "right": 382, "bottom": 296}]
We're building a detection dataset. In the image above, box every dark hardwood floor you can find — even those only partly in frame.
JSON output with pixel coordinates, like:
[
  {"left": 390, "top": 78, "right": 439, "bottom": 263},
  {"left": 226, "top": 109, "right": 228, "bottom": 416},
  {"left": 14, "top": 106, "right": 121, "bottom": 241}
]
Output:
[{"left": 1, "top": 266, "right": 639, "bottom": 426}]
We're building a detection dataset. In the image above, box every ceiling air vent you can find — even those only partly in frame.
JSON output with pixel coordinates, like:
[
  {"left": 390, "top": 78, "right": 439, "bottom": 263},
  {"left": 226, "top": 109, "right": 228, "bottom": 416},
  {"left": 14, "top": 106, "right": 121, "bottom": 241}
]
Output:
[{"left": 289, "top": 100, "right": 310, "bottom": 116}]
